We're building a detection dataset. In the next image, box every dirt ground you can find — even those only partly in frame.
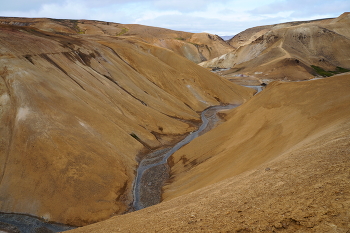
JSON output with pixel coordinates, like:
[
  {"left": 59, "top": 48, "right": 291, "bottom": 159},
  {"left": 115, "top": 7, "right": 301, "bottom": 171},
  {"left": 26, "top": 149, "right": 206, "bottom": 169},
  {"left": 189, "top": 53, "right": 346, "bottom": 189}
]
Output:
[
  {"left": 68, "top": 74, "right": 350, "bottom": 233},
  {"left": 68, "top": 118, "right": 350, "bottom": 233}
]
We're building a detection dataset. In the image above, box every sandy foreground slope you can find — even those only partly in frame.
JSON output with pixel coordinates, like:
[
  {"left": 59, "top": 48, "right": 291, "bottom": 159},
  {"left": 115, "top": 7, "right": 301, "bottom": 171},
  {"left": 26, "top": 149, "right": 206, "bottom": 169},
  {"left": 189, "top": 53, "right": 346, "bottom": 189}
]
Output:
[
  {"left": 69, "top": 73, "right": 350, "bottom": 232},
  {"left": 0, "top": 22, "right": 253, "bottom": 225},
  {"left": 200, "top": 13, "right": 350, "bottom": 82}
]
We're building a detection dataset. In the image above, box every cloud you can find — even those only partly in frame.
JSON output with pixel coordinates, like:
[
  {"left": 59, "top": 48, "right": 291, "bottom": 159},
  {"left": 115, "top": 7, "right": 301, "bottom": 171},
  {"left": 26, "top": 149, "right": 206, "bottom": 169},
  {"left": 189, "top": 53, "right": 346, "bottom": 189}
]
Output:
[
  {"left": 1, "top": 0, "right": 57, "bottom": 11},
  {"left": 250, "top": 0, "right": 350, "bottom": 19},
  {"left": 152, "top": 0, "right": 227, "bottom": 12},
  {"left": 0, "top": 0, "right": 348, "bottom": 36}
]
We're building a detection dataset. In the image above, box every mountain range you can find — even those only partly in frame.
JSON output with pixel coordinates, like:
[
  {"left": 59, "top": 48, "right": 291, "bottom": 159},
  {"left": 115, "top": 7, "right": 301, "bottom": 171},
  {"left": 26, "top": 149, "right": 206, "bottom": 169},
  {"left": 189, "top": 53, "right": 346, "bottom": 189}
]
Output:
[{"left": 0, "top": 13, "right": 349, "bottom": 232}]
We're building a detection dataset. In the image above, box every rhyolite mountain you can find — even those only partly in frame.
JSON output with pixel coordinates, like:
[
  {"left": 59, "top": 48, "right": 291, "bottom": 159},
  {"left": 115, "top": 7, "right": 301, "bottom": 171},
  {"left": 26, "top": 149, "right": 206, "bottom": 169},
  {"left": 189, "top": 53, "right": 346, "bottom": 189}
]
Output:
[
  {"left": 1, "top": 13, "right": 350, "bottom": 233},
  {"left": 0, "top": 18, "right": 254, "bottom": 226},
  {"left": 70, "top": 72, "right": 350, "bottom": 233},
  {"left": 68, "top": 13, "right": 350, "bottom": 232},
  {"left": 200, "top": 12, "right": 350, "bottom": 83},
  {"left": 0, "top": 17, "right": 234, "bottom": 63}
]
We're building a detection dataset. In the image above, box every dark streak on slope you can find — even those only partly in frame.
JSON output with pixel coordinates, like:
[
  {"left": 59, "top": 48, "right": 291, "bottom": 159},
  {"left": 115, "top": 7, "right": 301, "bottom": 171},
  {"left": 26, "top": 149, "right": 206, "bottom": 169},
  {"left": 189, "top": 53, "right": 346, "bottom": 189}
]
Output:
[
  {"left": 63, "top": 49, "right": 149, "bottom": 106},
  {"left": 23, "top": 55, "right": 34, "bottom": 65},
  {"left": 101, "top": 74, "right": 148, "bottom": 106},
  {"left": 103, "top": 45, "right": 139, "bottom": 73},
  {"left": 0, "top": 67, "right": 15, "bottom": 186},
  {"left": 39, "top": 53, "right": 86, "bottom": 91}
]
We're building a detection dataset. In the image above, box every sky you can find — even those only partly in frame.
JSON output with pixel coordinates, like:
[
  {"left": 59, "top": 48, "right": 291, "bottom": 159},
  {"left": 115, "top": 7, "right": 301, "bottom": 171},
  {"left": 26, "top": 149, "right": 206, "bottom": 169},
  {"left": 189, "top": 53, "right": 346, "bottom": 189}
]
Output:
[{"left": 1, "top": 0, "right": 349, "bottom": 36}]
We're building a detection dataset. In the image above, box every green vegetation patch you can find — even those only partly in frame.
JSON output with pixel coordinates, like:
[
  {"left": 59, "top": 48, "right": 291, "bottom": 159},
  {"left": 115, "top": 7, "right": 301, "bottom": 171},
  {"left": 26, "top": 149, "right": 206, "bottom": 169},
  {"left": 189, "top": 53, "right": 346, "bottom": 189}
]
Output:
[
  {"left": 116, "top": 27, "right": 129, "bottom": 36},
  {"left": 175, "top": 37, "right": 185, "bottom": 40},
  {"left": 311, "top": 65, "right": 350, "bottom": 77}
]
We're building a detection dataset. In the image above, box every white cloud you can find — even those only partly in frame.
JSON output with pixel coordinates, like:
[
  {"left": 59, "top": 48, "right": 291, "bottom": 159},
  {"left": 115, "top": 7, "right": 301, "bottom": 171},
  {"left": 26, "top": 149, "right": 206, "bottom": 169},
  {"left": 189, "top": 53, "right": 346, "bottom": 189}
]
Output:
[{"left": 0, "top": 0, "right": 348, "bottom": 36}]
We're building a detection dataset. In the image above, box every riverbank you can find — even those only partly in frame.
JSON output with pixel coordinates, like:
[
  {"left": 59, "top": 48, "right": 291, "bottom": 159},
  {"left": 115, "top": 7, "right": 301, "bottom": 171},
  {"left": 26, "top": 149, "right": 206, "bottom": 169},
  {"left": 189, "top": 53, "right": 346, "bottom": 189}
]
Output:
[
  {"left": 132, "top": 104, "right": 240, "bottom": 210},
  {"left": 0, "top": 212, "right": 74, "bottom": 233},
  {"left": 67, "top": 73, "right": 350, "bottom": 233}
]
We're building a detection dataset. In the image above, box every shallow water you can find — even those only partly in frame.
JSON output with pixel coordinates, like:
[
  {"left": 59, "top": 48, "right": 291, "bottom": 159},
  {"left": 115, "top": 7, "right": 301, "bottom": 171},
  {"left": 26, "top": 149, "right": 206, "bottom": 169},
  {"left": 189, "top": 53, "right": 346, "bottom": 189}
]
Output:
[
  {"left": 244, "top": 85, "right": 264, "bottom": 93},
  {"left": 0, "top": 86, "right": 266, "bottom": 229},
  {"left": 0, "top": 212, "right": 74, "bottom": 233},
  {"left": 132, "top": 104, "right": 239, "bottom": 210}
]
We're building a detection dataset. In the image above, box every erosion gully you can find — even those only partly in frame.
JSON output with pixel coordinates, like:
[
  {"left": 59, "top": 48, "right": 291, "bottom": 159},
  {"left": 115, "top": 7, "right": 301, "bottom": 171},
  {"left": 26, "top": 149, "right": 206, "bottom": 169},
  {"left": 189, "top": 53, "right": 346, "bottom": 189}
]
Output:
[
  {"left": 132, "top": 104, "right": 239, "bottom": 210},
  {"left": 0, "top": 85, "right": 263, "bottom": 232},
  {"left": 132, "top": 84, "right": 264, "bottom": 210}
]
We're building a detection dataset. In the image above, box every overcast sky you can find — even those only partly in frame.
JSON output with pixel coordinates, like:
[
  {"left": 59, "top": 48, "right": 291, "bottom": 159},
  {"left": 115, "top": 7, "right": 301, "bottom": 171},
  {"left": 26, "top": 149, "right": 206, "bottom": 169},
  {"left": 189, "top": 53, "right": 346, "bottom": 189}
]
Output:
[{"left": 1, "top": 0, "right": 349, "bottom": 35}]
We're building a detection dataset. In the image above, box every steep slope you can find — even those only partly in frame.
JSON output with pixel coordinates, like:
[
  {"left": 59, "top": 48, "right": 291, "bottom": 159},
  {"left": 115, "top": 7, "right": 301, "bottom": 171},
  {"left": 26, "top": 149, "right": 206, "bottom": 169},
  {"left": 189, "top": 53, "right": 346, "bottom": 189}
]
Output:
[
  {"left": 0, "top": 17, "right": 234, "bottom": 63},
  {"left": 228, "top": 25, "right": 274, "bottom": 49},
  {"left": 68, "top": 73, "right": 350, "bottom": 233},
  {"left": 227, "top": 17, "right": 333, "bottom": 48},
  {"left": 201, "top": 13, "right": 350, "bottom": 82},
  {"left": 0, "top": 22, "right": 254, "bottom": 226},
  {"left": 163, "top": 73, "right": 350, "bottom": 199}
]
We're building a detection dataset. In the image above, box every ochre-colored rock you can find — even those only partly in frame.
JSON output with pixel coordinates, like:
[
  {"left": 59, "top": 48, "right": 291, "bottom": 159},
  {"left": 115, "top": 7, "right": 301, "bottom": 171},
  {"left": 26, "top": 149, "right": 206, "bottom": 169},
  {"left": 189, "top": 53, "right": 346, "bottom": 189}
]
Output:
[
  {"left": 68, "top": 73, "right": 350, "bottom": 232},
  {"left": 0, "top": 22, "right": 253, "bottom": 225},
  {"left": 163, "top": 73, "right": 350, "bottom": 200},
  {"left": 0, "top": 17, "right": 234, "bottom": 63},
  {"left": 200, "top": 13, "right": 350, "bottom": 82}
]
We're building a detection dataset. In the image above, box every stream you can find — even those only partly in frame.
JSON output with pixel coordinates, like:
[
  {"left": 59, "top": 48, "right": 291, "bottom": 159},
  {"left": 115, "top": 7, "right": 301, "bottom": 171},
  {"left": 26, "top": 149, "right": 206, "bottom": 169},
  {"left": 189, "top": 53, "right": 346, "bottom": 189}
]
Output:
[
  {"left": 132, "top": 104, "right": 239, "bottom": 210},
  {"left": 0, "top": 212, "right": 74, "bottom": 233},
  {"left": 132, "top": 85, "right": 264, "bottom": 210},
  {"left": 0, "top": 85, "right": 263, "bottom": 231}
]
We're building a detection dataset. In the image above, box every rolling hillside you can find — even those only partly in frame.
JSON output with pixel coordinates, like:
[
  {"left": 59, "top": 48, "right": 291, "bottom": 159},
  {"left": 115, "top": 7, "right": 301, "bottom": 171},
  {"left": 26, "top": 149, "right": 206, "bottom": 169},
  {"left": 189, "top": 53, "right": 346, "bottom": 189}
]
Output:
[
  {"left": 0, "top": 17, "right": 234, "bottom": 63},
  {"left": 69, "top": 73, "right": 350, "bottom": 233},
  {"left": 200, "top": 13, "right": 350, "bottom": 82},
  {"left": 0, "top": 20, "right": 253, "bottom": 226}
]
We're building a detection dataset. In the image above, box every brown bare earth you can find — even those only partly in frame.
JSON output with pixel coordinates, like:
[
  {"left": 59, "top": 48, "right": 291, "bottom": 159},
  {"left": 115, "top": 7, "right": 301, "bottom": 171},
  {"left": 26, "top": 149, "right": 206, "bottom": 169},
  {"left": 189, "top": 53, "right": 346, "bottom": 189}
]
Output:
[
  {"left": 69, "top": 73, "right": 350, "bottom": 233},
  {"left": 1, "top": 13, "right": 350, "bottom": 232},
  {"left": 0, "top": 17, "right": 233, "bottom": 63},
  {"left": 200, "top": 13, "right": 350, "bottom": 83},
  {"left": 0, "top": 20, "right": 253, "bottom": 226}
]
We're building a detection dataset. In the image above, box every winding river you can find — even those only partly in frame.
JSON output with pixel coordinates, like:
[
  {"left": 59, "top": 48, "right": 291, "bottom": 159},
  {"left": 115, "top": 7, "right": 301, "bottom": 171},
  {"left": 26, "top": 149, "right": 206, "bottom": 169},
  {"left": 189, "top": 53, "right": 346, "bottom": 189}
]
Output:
[
  {"left": 132, "top": 85, "right": 264, "bottom": 210},
  {"left": 0, "top": 85, "right": 263, "bottom": 231},
  {"left": 132, "top": 104, "right": 239, "bottom": 210},
  {"left": 0, "top": 212, "right": 74, "bottom": 233}
]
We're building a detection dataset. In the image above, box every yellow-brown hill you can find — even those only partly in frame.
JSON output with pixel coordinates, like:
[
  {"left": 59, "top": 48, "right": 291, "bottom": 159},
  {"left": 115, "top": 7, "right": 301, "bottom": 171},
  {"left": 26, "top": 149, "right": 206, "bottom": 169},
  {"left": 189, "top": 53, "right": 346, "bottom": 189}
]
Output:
[
  {"left": 200, "top": 13, "right": 350, "bottom": 82},
  {"left": 69, "top": 73, "right": 350, "bottom": 232},
  {"left": 0, "top": 17, "right": 233, "bottom": 63},
  {"left": 0, "top": 20, "right": 253, "bottom": 226}
]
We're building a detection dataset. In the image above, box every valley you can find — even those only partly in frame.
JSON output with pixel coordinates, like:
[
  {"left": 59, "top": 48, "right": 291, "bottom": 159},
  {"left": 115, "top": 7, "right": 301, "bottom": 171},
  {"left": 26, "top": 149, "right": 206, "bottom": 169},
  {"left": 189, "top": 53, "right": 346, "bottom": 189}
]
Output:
[{"left": 0, "top": 12, "right": 349, "bottom": 233}]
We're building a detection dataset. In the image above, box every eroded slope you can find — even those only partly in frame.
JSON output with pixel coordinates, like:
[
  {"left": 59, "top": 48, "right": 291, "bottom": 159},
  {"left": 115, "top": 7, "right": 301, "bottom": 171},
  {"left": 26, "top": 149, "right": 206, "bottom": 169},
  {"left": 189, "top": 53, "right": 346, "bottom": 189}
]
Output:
[
  {"left": 0, "top": 22, "right": 253, "bottom": 226},
  {"left": 0, "top": 17, "right": 233, "bottom": 63},
  {"left": 201, "top": 13, "right": 350, "bottom": 82},
  {"left": 68, "top": 73, "right": 350, "bottom": 233}
]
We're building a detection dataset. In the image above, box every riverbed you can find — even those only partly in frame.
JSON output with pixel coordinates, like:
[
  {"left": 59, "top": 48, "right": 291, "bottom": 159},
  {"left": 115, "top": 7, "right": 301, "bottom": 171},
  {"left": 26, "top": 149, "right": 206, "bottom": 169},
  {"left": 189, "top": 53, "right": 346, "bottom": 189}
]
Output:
[
  {"left": 132, "top": 104, "right": 239, "bottom": 210},
  {"left": 132, "top": 85, "right": 264, "bottom": 210},
  {"left": 0, "top": 85, "right": 263, "bottom": 231}
]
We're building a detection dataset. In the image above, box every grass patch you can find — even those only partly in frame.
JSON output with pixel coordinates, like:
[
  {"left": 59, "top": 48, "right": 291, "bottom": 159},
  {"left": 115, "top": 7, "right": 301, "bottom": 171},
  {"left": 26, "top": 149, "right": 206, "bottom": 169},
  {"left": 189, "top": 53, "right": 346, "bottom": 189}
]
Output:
[
  {"left": 116, "top": 27, "right": 129, "bottom": 36},
  {"left": 334, "top": 67, "right": 350, "bottom": 73},
  {"left": 175, "top": 37, "right": 185, "bottom": 40},
  {"left": 311, "top": 65, "right": 350, "bottom": 77}
]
